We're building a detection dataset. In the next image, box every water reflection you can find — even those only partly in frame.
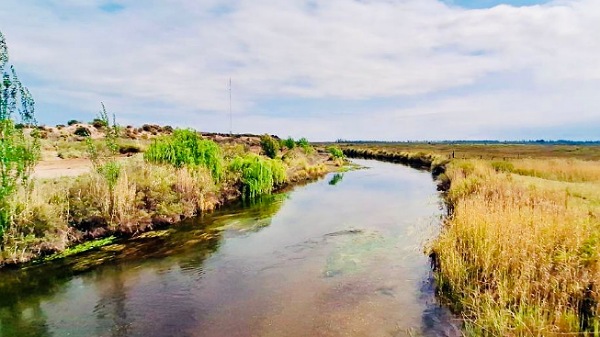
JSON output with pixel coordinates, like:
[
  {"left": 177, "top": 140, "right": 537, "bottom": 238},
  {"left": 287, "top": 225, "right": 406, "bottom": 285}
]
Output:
[
  {"left": 0, "top": 160, "right": 460, "bottom": 337},
  {"left": 328, "top": 173, "right": 344, "bottom": 186}
]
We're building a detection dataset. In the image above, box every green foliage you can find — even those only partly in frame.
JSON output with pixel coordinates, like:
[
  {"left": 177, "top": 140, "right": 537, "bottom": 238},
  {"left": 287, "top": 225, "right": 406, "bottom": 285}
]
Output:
[
  {"left": 260, "top": 134, "right": 280, "bottom": 159},
  {"left": 296, "top": 137, "right": 314, "bottom": 154},
  {"left": 98, "top": 161, "right": 121, "bottom": 190},
  {"left": 282, "top": 137, "right": 296, "bottom": 150},
  {"left": 327, "top": 146, "right": 345, "bottom": 159},
  {"left": 229, "top": 154, "right": 287, "bottom": 199},
  {"left": 85, "top": 104, "right": 123, "bottom": 219},
  {"left": 144, "top": 128, "right": 223, "bottom": 179},
  {"left": 296, "top": 137, "right": 309, "bottom": 148},
  {"left": 86, "top": 103, "right": 119, "bottom": 167},
  {"left": 67, "top": 119, "right": 80, "bottom": 126},
  {"left": 43, "top": 236, "right": 116, "bottom": 262},
  {"left": 74, "top": 126, "right": 91, "bottom": 137},
  {"left": 0, "top": 31, "right": 39, "bottom": 239}
]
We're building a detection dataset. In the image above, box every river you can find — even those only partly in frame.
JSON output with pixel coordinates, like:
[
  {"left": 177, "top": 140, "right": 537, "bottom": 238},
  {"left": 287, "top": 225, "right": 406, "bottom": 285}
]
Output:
[{"left": 0, "top": 159, "right": 460, "bottom": 337}]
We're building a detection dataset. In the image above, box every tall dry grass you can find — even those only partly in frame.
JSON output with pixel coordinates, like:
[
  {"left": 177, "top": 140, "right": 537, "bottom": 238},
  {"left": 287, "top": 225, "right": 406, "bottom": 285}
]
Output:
[
  {"left": 0, "top": 160, "right": 217, "bottom": 265},
  {"left": 433, "top": 159, "right": 600, "bottom": 336}
]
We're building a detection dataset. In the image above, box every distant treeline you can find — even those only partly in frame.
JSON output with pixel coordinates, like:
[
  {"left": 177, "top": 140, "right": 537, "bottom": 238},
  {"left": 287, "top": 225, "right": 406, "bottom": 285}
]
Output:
[{"left": 334, "top": 139, "right": 600, "bottom": 146}]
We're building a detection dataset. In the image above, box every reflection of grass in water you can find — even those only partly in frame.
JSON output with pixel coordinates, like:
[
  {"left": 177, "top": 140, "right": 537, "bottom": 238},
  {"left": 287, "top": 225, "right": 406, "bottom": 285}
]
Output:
[
  {"left": 215, "top": 193, "right": 288, "bottom": 234},
  {"left": 328, "top": 173, "right": 344, "bottom": 186},
  {"left": 324, "top": 230, "right": 393, "bottom": 278}
]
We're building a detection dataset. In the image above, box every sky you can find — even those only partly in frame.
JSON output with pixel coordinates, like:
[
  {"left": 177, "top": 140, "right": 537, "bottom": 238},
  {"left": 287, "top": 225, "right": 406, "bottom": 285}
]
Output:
[{"left": 0, "top": 0, "right": 598, "bottom": 141}]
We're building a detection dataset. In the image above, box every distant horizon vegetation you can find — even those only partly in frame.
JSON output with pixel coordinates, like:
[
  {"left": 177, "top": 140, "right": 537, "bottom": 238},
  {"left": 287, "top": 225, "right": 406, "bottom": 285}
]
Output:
[{"left": 334, "top": 139, "right": 600, "bottom": 145}]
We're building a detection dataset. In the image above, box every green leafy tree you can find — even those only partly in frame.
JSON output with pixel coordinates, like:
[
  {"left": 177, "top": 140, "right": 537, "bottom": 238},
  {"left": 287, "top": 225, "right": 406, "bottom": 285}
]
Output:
[{"left": 0, "top": 31, "right": 39, "bottom": 238}]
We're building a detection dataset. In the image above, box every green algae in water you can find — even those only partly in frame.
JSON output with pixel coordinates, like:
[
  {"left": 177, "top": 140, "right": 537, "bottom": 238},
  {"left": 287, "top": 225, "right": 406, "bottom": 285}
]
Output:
[
  {"left": 136, "top": 229, "right": 173, "bottom": 239},
  {"left": 42, "top": 236, "right": 116, "bottom": 263},
  {"left": 324, "top": 230, "right": 394, "bottom": 278}
]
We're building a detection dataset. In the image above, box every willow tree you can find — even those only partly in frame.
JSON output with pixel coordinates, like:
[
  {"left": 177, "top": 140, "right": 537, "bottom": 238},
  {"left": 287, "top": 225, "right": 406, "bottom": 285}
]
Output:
[{"left": 0, "top": 31, "right": 39, "bottom": 239}]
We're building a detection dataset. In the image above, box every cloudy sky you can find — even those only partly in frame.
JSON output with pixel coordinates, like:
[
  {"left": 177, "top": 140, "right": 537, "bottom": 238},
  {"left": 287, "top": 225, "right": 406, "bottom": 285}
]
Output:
[{"left": 0, "top": 0, "right": 598, "bottom": 141}]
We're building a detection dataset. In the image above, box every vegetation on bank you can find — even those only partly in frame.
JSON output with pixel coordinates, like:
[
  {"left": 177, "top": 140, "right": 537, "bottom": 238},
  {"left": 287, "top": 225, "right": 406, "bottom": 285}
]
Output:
[
  {"left": 344, "top": 144, "right": 600, "bottom": 336},
  {"left": 432, "top": 158, "right": 600, "bottom": 336},
  {"left": 337, "top": 143, "right": 600, "bottom": 161},
  {"left": 0, "top": 31, "right": 40, "bottom": 252},
  {"left": 0, "top": 32, "right": 345, "bottom": 267},
  {"left": 0, "top": 133, "right": 341, "bottom": 266}
]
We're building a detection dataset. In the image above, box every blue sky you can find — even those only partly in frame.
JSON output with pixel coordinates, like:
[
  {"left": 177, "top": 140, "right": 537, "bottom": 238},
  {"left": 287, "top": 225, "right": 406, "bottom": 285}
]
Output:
[{"left": 0, "top": 0, "right": 598, "bottom": 141}]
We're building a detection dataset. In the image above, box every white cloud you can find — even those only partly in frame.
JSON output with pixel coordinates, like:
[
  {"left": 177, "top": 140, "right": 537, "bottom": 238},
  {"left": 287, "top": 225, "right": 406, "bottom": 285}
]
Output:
[{"left": 0, "top": 0, "right": 598, "bottom": 139}]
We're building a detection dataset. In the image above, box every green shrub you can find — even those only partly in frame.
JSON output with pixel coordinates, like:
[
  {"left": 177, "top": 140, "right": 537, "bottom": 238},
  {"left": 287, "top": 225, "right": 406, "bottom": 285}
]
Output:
[
  {"left": 67, "top": 120, "right": 81, "bottom": 126},
  {"left": 260, "top": 134, "right": 280, "bottom": 159},
  {"left": 229, "top": 154, "right": 287, "bottom": 199},
  {"left": 74, "top": 126, "right": 91, "bottom": 137},
  {"left": 91, "top": 118, "right": 107, "bottom": 129},
  {"left": 282, "top": 137, "right": 296, "bottom": 150},
  {"left": 327, "top": 146, "right": 345, "bottom": 159},
  {"left": 144, "top": 129, "right": 223, "bottom": 179},
  {"left": 118, "top": 144, "right": 142, "bottom": 154},
  {"left": 296, "top": 137, "right": 309, "bottom": 148},
  {"left": 296, "top": 137, "right": 314, "bottom": 154}
]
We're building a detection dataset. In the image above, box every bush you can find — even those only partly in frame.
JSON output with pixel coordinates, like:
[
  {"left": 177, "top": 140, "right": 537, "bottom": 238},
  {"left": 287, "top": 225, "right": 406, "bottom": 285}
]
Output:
[
  {"left": 327, "top": 146, "right": 344, "bottom": 159},
  {"left": 282, "top": 137, "right": 295, "bottom": 150},
  {"left": 144, "top": 129, "right": 223, "bottom": 179},
  {"left": 260, "top": 134, "right": 280, "bottom": 159},
  {"left": 92, "top": 118, "right": 107, "bottom": 129},
  {"left": 119, "top": 144, "right": 142, "bottom": 155},
  {"left": 296, "top": 137, "right": 309, "bottom": 148},
  {"left": 67, "top": 120, "right": 80, "bottom": 126},
  {"left": 229, "top": 154, "right": 287, "bottom": 199},
  {"left": 74, "top": 126, "right": 91, "bottom": 137}
]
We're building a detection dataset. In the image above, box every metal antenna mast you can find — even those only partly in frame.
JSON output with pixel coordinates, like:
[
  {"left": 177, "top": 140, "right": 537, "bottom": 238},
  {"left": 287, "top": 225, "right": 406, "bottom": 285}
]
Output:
[{"left": 229, "top": 78, "right": 232, "bottom": 135}]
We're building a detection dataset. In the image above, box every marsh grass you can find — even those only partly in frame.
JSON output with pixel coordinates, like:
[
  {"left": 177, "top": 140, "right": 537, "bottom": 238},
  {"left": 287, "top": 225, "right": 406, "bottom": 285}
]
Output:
[
  {"left": 144, "top": 129, "right": 223, "bottom": 179},
  {"left": 432, "top": 159, "right": 600, "bottom": 336},
  {"left": 229, "top": 154, "right": 287, "bottom": 199},
  {"left": 338, "top": 143, "right": 600, "bottom": 161}
]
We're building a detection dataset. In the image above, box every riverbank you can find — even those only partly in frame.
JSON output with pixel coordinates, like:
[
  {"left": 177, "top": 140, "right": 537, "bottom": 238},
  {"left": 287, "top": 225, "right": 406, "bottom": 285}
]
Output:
[
  {"left": 342, "top": 144, "right": 600, "bottom": 336},
  {"left": 0, "top": 158, "right": 459, "bottom": 337},
  {"left": 0, "top": 130, "right": 344, "bottom": 268}
]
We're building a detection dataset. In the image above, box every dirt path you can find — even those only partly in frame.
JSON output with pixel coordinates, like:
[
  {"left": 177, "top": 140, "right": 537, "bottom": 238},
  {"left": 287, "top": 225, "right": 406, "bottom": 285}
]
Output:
[{"left": 33, "top": 158, "right": 92, "bottom": 179}]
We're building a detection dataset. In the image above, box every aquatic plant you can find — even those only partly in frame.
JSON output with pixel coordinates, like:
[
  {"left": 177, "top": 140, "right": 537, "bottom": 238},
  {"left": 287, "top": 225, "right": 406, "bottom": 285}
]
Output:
[
  {"left": 144, "top": 129, "right": 223, "bottom": 179},
  {"left": 229, "top": 154, "right": 287, "bottom": 199}
]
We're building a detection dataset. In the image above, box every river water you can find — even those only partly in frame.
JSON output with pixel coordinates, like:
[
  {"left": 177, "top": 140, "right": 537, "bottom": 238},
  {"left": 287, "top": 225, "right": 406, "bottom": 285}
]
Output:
[{"left": 0, "top": 159, "right": 460, "bottom": 337}]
